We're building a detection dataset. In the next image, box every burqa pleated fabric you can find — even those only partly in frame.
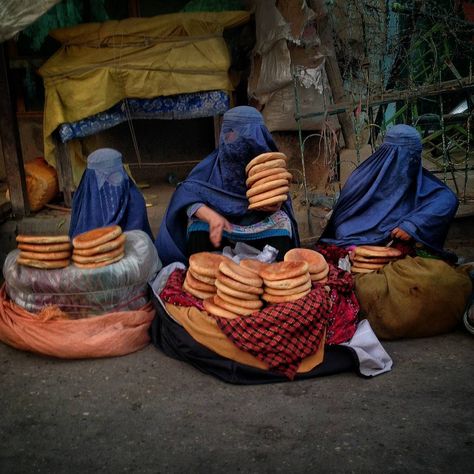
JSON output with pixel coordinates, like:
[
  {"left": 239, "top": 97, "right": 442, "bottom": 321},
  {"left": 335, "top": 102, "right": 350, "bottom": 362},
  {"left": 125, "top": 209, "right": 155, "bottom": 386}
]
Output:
[
  {"left": 69, "top": 148, "right": 153, "bottom": 239},
  {"left": 320, "top": 125, "right": 458, "bottom": 253},
  {"left": 155, "top": 106, "right": 300, "bottom": 266}
]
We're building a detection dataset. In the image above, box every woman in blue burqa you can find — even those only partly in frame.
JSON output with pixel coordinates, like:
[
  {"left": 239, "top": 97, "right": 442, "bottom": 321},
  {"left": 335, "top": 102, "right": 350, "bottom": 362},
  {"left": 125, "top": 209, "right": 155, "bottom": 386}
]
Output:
[
  {"left": 320, "top": 124, "right": 458, "bottom": 255},
  {"left": 69, "top": 148, "right": 153, "bottom": 239},
  {"left": 156, "top": 106, "right": 300, "bottom": 266}
]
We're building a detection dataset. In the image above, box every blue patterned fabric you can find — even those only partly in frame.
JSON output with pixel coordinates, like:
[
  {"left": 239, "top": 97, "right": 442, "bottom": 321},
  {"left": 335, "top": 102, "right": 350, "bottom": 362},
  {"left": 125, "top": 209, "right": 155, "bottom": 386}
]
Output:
[
  {"left": 69, "top": 148, "right": 153, "bottom": 239},
  {"left": 58, "top": 90, "right": 230, "bottom": 143},
  {"left": 187, "top": 209, "right": 292, "bottom": 241},
  {"left": 155, "top": 106, "right": 300, "bottom": 266},
  {"left": 320, "top": 125, "right": 458, "bottom": 254}
]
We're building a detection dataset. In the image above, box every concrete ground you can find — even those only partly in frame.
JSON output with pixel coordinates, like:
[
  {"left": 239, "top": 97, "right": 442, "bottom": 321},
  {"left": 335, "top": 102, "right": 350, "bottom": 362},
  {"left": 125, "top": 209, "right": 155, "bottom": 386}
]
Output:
[
  {"left": 1, "top": 330, "right": 473, "bottom": 473},
  {"left": 0, "top": 185, "right": 473, "bottom": 473}
]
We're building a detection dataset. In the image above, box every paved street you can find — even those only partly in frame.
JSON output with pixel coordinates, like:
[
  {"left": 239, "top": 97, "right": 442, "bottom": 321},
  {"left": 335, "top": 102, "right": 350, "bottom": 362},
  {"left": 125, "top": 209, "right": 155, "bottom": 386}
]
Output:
[{"left": 1, "top": 328, "right": 473, "bottom": 473}]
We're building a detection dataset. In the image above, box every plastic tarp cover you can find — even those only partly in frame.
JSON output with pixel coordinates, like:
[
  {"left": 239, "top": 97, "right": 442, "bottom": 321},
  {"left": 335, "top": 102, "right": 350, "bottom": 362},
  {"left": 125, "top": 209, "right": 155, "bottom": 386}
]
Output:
[
  {"left": 0, "top": 0, "right": 60, "bottom": 42},
  {"left": 3, "top": 230, "right": 161, "bottom": 317},
  {"left": 248, "top": 0, "right": 335, "bottom": 132},
  {"left": 38, "top": 11, "right": 250, "bottom": 172}
]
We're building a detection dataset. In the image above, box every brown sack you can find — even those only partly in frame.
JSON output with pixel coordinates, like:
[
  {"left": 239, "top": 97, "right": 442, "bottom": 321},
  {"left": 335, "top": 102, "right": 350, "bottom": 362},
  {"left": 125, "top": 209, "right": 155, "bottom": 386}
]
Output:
[
  {"left": 355, "top": 256, "right": 472, "bottom": 340},
  {"left": 22, "top": 158, "right": 59, "bottom": 212},
  {"left": 0, "top": 285, "right": 154, "bottom": 359}
]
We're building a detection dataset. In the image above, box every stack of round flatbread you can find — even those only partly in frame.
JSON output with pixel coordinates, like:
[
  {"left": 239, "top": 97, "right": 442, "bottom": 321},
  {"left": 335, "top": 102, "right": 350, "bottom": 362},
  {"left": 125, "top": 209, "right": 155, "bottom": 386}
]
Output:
[
  {"left": 284, "top": 248, "right": 329, "bottom": 283},
  {"left": 260, "top": 261, "right": 311, "bottom": 304},
  {"left": 245, "top": 152, "right": 292, "bottom": 211},
  {"left": 183, "top": 252, "right": 230, "bottom": 300},
  {"left": 72, "top": 225, "right": 126, "bottom": 269},
  {"left": 16, "top": 234, "right": 72, "bottom": 269},
  {"left": 350, "top": 245, "right": 402, "bottom": 274},
  {"left": 203, "top": 260, "right": 264, "bottom": 319}
]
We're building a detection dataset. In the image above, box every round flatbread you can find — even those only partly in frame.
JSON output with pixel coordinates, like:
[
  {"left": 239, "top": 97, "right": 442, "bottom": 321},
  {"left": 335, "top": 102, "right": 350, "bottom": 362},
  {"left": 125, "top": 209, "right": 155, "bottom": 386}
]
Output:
[
  {"left": 189, "top": 269, "right": 216, "bottom": 285},
  {"left": 310, "top": 265, "right": 330, "bottom": 281},
  {"left": 351, "top": 266, "right": 377, "bottom": 274},
  {"left": 73, "top": 253, "right": 124, "bottom": 269},
  {"left": 219, "top": 260, "right": 263, "bottom": 287},
  {"left": 248, "top": 186, "right": 289, "bottom": 204},
  {"left": 250, "top": 171, "right": 292, "bottom": 189},
  {"left": 262, "top": 288, "right": 311, "bottom": 304},
  {"left": 189, "top": 252, "right": 230, "bottom": 278},
  {"left": 213, "top": 295, "right": 257, "bottom": 317},
  {"left": 19, "top": 250, "right": 71, "bottom": 261},
  {"left": 246, "top": 167, "right": 288, "bottom": 187},
  {"left": 72, "top": 234, "right": 127, "bottom": 257},
  {"left": 73, "top": 225, "right": 122, "bottom": 250},
  {"left": 16, "top": 256, "right": 70, "bottom": 269},
  {"left": 350, "top": 253, "right": 391, "bottom": 265},
  {"left": 248, "top": 194, "right": 288, "bottom": 210},
  {"left": 284, "top": 248, "right": 328, "bottom": 274},
  {"left": 354, "top": 245, "right": 402, "bottom": 258},
  {"left": 216, "top": 289, "right": 263, "bottom": 309},
  {"left": 247, "top": 179, "right": 290, "bottom": 198},
  {"left": 182, "top": 280, "right": 216, "bottom": 300},
  {"left": 263, "top": 272, "right": 311, "bottom": 290},
  {"left": 185, "top": 271, "right": 215, "bottom": 293},
  {"left": 260, "top": 261, "right": 309, "bottom": 281},
  {"left": 264, "top": 280, "right": 312, "bottom": 296},
  {"left": 245, "top": 152, "right": 288, "bottom": 174},
  {"left": 72, "top": 245, "right": 125, "bottom": 264},
  {"left": 239, "top": 259, "right": 269, "bottom": 276},
  {"left": 17, "top": 242, "right": 72, "bottom": 253},
  {"left": 215, "top": 280, "right": 261, "bottom": 300},
  {"left": 247, "top": 159, "right": 287, "bottom": 177},
  {"left": 203, "top": 298, "right": 239, "bottom": 319},
  {"left": 16, "top": 234, "right": 70, "bottom": 244},
  {"left": 216, "top": 271, "right": 263, "bottom": 295},
  {"left": 351, "top": 260, "right": 386, "bottom": 270}
]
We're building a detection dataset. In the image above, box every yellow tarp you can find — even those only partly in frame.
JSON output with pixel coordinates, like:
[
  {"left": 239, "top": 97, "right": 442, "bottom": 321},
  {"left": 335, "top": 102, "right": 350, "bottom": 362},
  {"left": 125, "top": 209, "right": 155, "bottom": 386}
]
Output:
[{"left": 39, "top": 11, "right": 250, "bottom": 183}]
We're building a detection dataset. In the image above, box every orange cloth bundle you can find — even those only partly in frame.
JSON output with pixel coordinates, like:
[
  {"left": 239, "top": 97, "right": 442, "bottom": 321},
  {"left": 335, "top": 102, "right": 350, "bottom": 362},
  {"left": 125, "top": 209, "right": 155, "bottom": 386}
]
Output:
[{"left": 0, "top": 285, "right": 154, "bottom": 359}]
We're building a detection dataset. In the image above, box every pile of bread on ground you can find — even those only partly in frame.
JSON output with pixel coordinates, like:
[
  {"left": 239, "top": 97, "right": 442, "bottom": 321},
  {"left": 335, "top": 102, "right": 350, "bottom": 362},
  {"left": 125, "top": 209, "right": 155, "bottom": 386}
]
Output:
[
  {"left": 16, "top": 225, "right": 126, "bottom": 270},
  {"left": 349, "top": 245, "right": 402, "bottom": 274},
  {"left": 245, "top": 152, "right": 292, "bottom": 210},
  {"left": 182, "top": 248, "right": 331, "bottom": 319}
]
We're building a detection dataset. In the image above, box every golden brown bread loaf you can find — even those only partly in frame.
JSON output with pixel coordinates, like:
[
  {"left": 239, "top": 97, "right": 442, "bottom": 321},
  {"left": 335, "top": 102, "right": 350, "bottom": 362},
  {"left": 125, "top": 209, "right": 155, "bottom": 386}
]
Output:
[
  {"left": 72, "top": 234, "right": 126, "bottom": 256},
  {"left": 72, "top": 225, "right": 122, "bottom": 250},
  {"left": 16, "top": 234, "right": 70, "bottom": 244},
  {"left": 260, "top": 261, "right": 309, "bottom": 281},
  {"left": 17, "top": 242, "right": 72, "bottom": 253}
]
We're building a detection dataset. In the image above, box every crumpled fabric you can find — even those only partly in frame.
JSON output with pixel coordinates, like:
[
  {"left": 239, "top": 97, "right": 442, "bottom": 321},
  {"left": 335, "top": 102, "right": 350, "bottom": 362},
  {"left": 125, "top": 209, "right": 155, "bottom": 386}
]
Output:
[{"left": 215, "top": 286, "right": 331, "bottom": 380}]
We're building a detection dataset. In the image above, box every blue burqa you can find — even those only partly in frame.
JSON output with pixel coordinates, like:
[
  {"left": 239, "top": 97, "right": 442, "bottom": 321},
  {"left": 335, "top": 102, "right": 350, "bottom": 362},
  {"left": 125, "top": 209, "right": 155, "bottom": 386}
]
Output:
[
  {"left": 69, "top": 148, "right": 153, "bottom": 239},
  {"left": 320, "top": 125, "right": 458, "bottom": 253},
  {"left": 156, "top": 106, "right": 300, "bottom": 266}
]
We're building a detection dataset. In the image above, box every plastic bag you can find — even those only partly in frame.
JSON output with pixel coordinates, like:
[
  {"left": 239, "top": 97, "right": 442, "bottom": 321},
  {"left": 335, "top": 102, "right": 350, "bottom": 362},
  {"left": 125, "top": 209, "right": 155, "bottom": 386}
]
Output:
[{"left": 3, "top": 230, "right": 161, "bottom": 317}]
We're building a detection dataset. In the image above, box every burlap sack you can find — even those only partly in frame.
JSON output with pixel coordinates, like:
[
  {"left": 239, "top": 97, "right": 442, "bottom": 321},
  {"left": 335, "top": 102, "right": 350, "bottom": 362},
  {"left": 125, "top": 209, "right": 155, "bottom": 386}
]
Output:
[{"left": 354, "top": 256, "right": 472, "bottom": 340}]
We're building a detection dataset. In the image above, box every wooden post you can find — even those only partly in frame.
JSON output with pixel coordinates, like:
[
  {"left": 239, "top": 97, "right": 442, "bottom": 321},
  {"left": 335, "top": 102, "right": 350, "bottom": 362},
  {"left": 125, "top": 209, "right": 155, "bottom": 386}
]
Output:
[
  {"left": 310, "top": 0, "right": 357, "bottom": 150},
  {"left": 55, "top": 138, "right": 74, "bottom": 207},
  {"left": 213, "top": 114, "right": 223, "bottom": 148},
  {"left": 0, "top": 44, "right": 29, "bottom": 217}
]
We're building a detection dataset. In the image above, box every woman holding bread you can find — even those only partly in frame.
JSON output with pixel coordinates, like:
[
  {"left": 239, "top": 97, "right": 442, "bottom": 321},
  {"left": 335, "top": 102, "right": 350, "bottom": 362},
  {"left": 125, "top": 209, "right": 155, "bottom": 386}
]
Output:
[
  {"left": 320, "top": 125, "right": 458, "bottom": 256},
  {"left": 156, "top": 106, "right": 299, "bottom": 266}
]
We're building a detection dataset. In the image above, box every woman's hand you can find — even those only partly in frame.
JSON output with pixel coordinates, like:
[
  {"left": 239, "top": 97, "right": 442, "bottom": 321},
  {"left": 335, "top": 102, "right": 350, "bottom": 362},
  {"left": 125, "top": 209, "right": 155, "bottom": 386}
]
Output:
[
  {"left": 391, "top": 227, "right": 411, "bottom": 241},
  {"left": 195, "top": 205, "right": 232, "bottom": 248}
]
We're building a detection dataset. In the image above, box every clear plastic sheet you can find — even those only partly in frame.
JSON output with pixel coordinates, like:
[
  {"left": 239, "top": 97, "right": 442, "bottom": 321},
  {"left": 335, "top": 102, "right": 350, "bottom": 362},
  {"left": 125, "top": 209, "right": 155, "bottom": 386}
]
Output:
[{"left": 3, "top": 230, "right": 161, "bottom": 317}]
